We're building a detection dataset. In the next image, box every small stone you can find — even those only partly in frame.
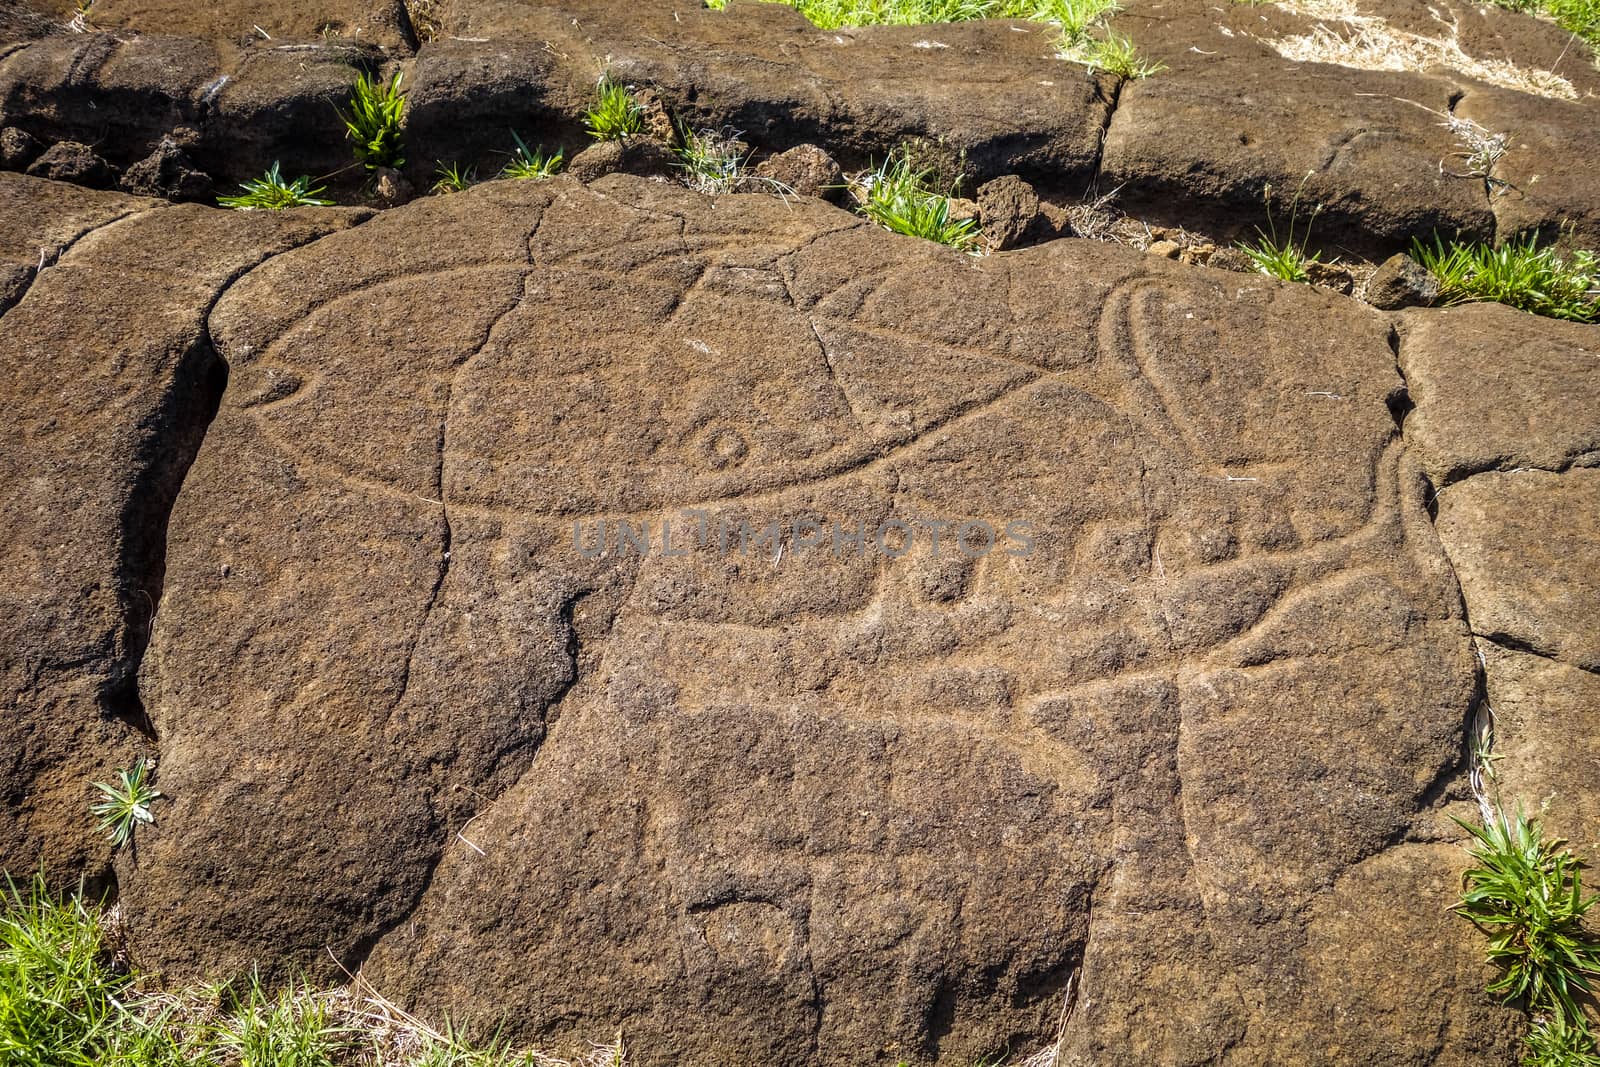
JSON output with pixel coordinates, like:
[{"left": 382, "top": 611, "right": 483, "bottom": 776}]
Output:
[
  {"left": 120, "top": 137, "right": 213, "bottom": 201},
  {"left": 1147, "top": 239, "right": 1182, "bottom": 259},
  {"left": 752, "top": 144, "right": 843, "bottom": 201},
  {"left": 1206, "top": 246, "right": 1255, "bottom": 274},
  {"left": 26, "top": 141, "right": 116, "bottom": 188},
  {"left": 1305, "top": 260, "right": 1354, "bottom": 295},
  {"left": 566, "top": 138, "right": 675, "bottom": 184},
  {"left": 1179, "top": 242, "right": 1216, "bottom": 265},
  {"left": 373, "top": 166, "right": 414, "bottom": 205},
  {"left": 565, "top": 141, "right": 625, "bottom": 184},
  {"left": 976, "top": 174, "right": 1040, "bottom": 251},
  {"left": 632, "top": 88, "right": 679, "bottom": 148},
  {"left": 1365, "top": 253, "right": 1439, "bottom": 309},
  {"left": 1, "top": 127, "right": 43, "bottom": 171}
]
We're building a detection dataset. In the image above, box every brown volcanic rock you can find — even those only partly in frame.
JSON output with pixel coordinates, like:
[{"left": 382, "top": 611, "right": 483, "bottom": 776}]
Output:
[
  {"left": 402, "top": 1, "right": 1112, "bottom": 190},
  {"left": 2, "top": 0, "right": 414, "bottom": 49},
  {"left": 1456, "top": 86, "right": 1600, "bottom": 248},
  {"left": 1435, "top": 470, "right": 1600, "bottom": 673},
  {"left": 1396, "top": 302, "right": 1600, "bottom": 487},
  {"left": 1478, "top": 642, "right": 1600, "bottom": 860},
  {"left": 100, "top": 173, "right": 1524, "bottom": 1063},
  {"left": 0, "top": 173, "right": 361, "bottom": 887}
]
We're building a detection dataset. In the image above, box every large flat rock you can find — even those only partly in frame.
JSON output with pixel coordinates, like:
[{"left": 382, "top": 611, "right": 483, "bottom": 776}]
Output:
[
  {"left": 4, "top": 0, "right": 1596, "bottom": 248},
  {"left": 1396, "top": 302, "right": 1600, "bottom": 487},
  {"left": 93, "top": 173, "right": 1528, "bottom": 1064},
  {"left": 1435, "top": 470, "right": 1600, "bottom": 672},
  {"left": 0, "top": 172, "right": 361, "bottom": 888}
]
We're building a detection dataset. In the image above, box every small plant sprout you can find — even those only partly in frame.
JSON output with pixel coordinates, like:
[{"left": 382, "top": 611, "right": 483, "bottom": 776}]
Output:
[
  {"left": 1236, "top": 174, "right": 1324, "bottom": 283},
  {"left": 217, "top": 163, "right": 334, "bottom": 210},
  {"left": 500, "top": 133, "right": 563, "bottom": 180},
  {"left": 856, "top": 153, "right": 982, "bottom": 252},
  {"left": 584, "top": 79, "right": 645, "bottom": 141},
  {"left": 1411, "top": 233, "right": 1600, "bottom": 323},
  {"left": 341, "top": 70, "right": 406, "bottom": 171},
  {"left": 431, "top": 160, "right": 476, "bottom": 194},
  {"left": 91, "top": 759, "right": 162, "bottom": 848},
  {"left": 1440, "top": 114, "right": 1510, "bottom": 179},
  {"left": 66, "top": 0, "right": 94, "bottom": 32}
]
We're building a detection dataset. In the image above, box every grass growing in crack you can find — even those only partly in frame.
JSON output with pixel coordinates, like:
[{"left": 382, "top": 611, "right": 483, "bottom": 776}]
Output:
[
  {"left": 90, "top": 760, "right": 160, "bottom": 849},
  {"left": 0, "top": 877, "right": 633, "bottom": 1066},
  {"left": 1069, "top": 30, "right": 1167, "bottom": 76},
  {"left": 1454, "top": 809, "right": 1600, "bottom": 1061},
  {"left": 584, "top": 80, "right": 644, "bottom": 141},
  {"left": 501, "top": 133, "right": 563, "bottom": 180},
  {"left": 432, "top": 161, "right": 477, "bottom": 194},
  {"left": 855, "top": 153, "right": 981, "bottom": 251},
  {"left": 1236, "top": 176, "right": 1324, "bottom": 282},
  {"left": 675, "top": 125, "right": 749, "bottom": 194},
  {"left": 702, "top": 0, "right": 1163, "bottom": 74},
  {"left": 1439, "top": 114, "right": 1510, "bottom": 179},
  {"left": 1411, "top": 234, "right": 1600, "bottom": 322},
  {"left": 342, "top": 71, "right": 406, "bottom": 171},
  {"left": 217, "top": 163, "right": 333, "bottom": 210}
]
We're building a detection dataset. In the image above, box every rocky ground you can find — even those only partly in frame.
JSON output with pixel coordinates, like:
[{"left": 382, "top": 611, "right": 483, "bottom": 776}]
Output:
[{"left": 2, "top": 0, "right": 1598, "bottom": 1064}]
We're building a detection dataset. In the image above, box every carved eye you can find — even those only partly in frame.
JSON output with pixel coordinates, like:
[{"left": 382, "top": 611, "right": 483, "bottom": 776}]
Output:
[{"left": 701, "top": 426, "right": 749, "bottom": 470}]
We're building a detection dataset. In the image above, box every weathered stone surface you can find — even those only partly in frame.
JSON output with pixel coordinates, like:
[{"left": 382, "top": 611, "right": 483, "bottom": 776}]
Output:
[
  {"left": 1366, "top": 252, "right": 1438, "bottom": 309},
  {"left": 1435, "top": 470, "right": 1600, "bottom": 672},
  {"left": 1456, "top": 86, "right": 1600, "bottom": 248},
  {"left": 4, "top": 0, "right": 415, "bottom": 50},
  {"left": 1477, "top": 643, "right": 1600, "bottom": 859},
  {"left": 120, "top": 136, "right": 212, "bottom": 200},
  {"left": 753, "top": 143, "right": 843, "bottom": 201},
  {"left": 26, "top": 139, "right": 115, "bottom": 186},
  {"left": 417, "top": 1, "right": 1110, "bottom": 189},
  {"left": 0, "top": 173, "right": 363, "bottom": 888},
  {"left": 1101, "top": 11, "right": 1496, "bottom": 250},
  {"left": 564, "top": 137, "right": 675, "bottom": 184},
  {"left": 977, "top": 174, "right": 1040, "bottom": 250},
  {"left": 1396, "top": 302, "right": 1600, "bottom": 487},
  {"left": 0, "top": 32, "right": 221, "bottom": 165},
  {"left": 193, "top": 46, "right": 373, "bottom": 187},
  {"left": 69, "top": 172, "right": 1524, "bottom": 1063},
  {"left": 0, "top": 125, "right": 41, "bottom": 169}
]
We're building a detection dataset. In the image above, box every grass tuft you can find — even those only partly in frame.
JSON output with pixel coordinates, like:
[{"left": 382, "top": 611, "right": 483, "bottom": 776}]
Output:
[
  {"left": 1236, "top": 176, "right": 1323, "bottom": 282},
  {"left": 0, "top": 876, "right": 118, "bottom": 1067},
  {"left": 432, "top": 161, "right": 477, "bottom": 194},
  {"left": 0, "top": 878, "right": 632, "bottom": 1066},
  {"left": 1454, "top": 809, "right": 1600, "bottom": 1063},
  {"left": 90, "top": 760, "right": 161, "bottom": 849},
  {"left": 855, "top": 153, "right": 981, "bottom": 251},
  {"left": 217, "top": 163, "right": 334, "bottom": 210},
  {"left": 501, "top": 133, "right": 564, "bottom": 180},
  {"left": 674, "top": 125, "right": 750, "bottom": 194},
  {"left": 1411, "top": 234, "right": 1599, "bottom": 322},
  {"left": 342, "top": 71, "right": 406, "bottom": 171},
  {"left": 1069, "top": 30, "right": 1167, "bottom": 76},
  {"left": 584, "top": 80, "right": 645, "bottom": 141},
  {"left": 216, "top": 972, "right": 352, "bottom": 1067}
]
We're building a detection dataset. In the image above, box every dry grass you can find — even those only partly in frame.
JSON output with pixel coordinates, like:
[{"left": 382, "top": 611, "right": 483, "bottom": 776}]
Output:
[{"left": 1264, "top": 0, "right": 1579, "bottom": 98}]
